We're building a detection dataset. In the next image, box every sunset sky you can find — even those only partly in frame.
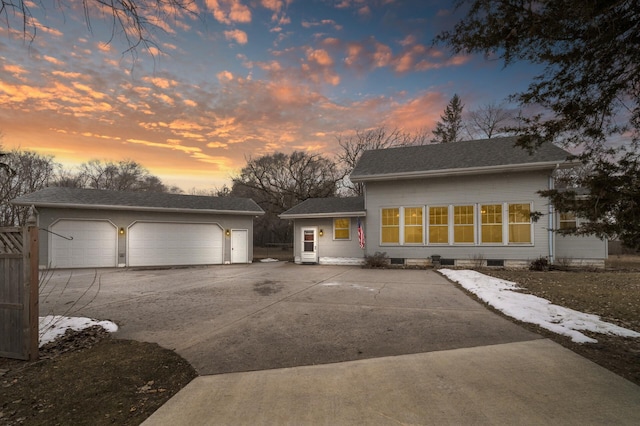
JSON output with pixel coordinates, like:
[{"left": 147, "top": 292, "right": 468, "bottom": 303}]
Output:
[{"left": 0, "top": 0, "right": 541, "bottom": 192}]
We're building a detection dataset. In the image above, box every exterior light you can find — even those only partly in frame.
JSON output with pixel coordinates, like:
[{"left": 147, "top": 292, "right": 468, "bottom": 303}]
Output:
[
  {"left": 225, "top": 229, "right": 231, "bottom": 236},
  {"left": 319, "top": 229, "right": 324, "bottom": 237},
  {"left": 119, "top": 227, "right": 125, "bottom": 235}
]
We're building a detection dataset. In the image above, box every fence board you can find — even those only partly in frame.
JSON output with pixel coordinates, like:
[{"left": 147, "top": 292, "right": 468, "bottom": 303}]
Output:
[{"left": 0, "top": 224, "right": 38, "bottom": 360}]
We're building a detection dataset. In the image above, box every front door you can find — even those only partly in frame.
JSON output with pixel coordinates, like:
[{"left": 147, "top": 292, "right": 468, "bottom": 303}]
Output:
[{"left": 300, "top": 227, "right": 318, "bottom": 263}]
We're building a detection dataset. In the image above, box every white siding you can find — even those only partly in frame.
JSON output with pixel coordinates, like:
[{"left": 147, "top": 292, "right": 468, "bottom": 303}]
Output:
[
  {"left": 555, "top": 234, "right": 607, "bottom": 261},
  {"left": 293, "top": 218, "right": 364, "bottom": 264},
  {"left": 363, "top": 171, "right": 552, "bottom": 261}
]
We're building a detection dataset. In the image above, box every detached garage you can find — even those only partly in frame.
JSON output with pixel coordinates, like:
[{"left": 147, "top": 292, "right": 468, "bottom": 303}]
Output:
[{"left": 12, "top": 187, "right": 264, "bottom": 269}]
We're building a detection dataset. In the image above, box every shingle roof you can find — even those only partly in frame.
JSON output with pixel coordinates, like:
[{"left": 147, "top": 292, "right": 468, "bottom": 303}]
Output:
[
  {"left": 280, "top": 197, "right": 365, "bottom": 218},
  {"left": 350, "top": 136, "right": 571, "bottom": 182},
  {"left": 12, "top": 187, "right": 264, "bottom": 215}
]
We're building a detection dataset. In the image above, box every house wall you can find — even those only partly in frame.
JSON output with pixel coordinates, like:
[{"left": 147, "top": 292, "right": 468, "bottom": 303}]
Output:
[
  {"left": 555, "top": 233, "right": 607, "bottom": 267},
  {"left": 292, "top": 217, "right": 364, "bottom": 264},
  {"left": 363, "top": 171, "right": 554, "bottom": 264},
  {"left": 35, "top": 207, "right": 255, "bottom": 267}
]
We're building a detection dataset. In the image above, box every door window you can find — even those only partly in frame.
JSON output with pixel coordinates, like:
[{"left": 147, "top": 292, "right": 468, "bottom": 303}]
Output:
[{"left": 303, "top": 230, "right": 315, "bottom": 252}]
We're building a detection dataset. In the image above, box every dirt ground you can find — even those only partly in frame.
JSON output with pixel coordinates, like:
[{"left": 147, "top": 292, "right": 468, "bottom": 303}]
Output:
[
  {"left": 0, "top": 328, "right": 196, "bottom": 425},
  {"left": 1, "top": 255, "right": 639, "bottom": 425}
]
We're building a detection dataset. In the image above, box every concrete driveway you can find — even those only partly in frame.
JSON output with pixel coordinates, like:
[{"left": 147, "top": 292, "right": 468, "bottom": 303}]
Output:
[
  {"left": 42, "top": 263, "right": 640, "bottom": 424},
  {"left": 41, "top": 262, "right": 540, "bottom": 375}
]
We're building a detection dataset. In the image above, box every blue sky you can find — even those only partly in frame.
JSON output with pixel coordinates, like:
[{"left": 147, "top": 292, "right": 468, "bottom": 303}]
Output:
[{"left": 0, "top": 0, "right": 540, "bottom": 191}]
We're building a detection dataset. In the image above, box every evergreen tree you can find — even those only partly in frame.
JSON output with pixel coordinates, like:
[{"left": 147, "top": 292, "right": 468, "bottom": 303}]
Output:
[
  {"left": 431, "top": 94, "right": 465, "bottom": 144},
  {"left": 436, "top": 0, "right": 640, "bottom": 248}
]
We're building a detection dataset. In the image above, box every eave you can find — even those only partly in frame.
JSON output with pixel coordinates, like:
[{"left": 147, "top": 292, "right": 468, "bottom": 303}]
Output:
[
  {"left": 350, "top": 160, "right": 574, "bottom": 183},
  {"left": 279, "top": 211, "right": 366, "bottom": 220},
  {"left": 11, "top": 201, "right": 265, "bottom": 216}
]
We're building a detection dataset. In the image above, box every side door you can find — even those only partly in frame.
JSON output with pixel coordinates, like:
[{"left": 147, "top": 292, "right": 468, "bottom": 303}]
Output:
[
  {"left": 300, "top": 227, "right": 318, "bottom": 263},
  {"left": 231, "top": 229, "right": 249, "bottom": 263}
]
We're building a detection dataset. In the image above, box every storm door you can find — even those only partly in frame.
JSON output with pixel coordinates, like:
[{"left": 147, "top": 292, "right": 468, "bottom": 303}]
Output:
[{"left": 300, "top": 227, "right": 318, "bottom": 263}]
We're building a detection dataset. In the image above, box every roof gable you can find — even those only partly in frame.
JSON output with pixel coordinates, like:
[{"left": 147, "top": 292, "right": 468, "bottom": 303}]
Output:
[
  {"left": 12, "top": 187, "right": 264, "bottom": 215},
  {"left": 350, "top": 136, "right": 571, "bottom": 182}
]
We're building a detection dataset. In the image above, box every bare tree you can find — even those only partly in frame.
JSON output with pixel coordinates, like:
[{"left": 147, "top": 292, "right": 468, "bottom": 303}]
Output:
[
  {"left": 187, "top": 185, "right": 231, "bottom": 197},
  {"left": 0, "top": 149, "right": 59, "bottom": 226},
  {"left": 337, "top": 126, "right": 429, "bottom": 195},
  {"left": 232, "top": 151, "right": 343, "bottom": 245},
  {"left": 74, "top": 159, "right": 177, "bottom": 192},
  {"left": 465, "top": 102, "right": 514, "bottom": 139},
  {"left": 1, "top": 0, "right": 198, "bottom": 55}
]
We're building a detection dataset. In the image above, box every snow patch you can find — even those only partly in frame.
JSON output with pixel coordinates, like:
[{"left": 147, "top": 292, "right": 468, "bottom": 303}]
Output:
[
  {"left": 39, "top": 315, "right": 118, "bottom": 347},
  {"left": 439, "top": 269, "right": 640, "bottom": 344}
]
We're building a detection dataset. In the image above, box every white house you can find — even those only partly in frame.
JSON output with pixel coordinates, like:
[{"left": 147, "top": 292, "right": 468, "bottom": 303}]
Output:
[{"left": 280, "top": 137, "right": 607, "bottom": 268}]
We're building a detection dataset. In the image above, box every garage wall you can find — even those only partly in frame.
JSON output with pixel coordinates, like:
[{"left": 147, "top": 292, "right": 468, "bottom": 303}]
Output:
[{"left": 36, "top": 208, "right": 255, "bottom": 268}]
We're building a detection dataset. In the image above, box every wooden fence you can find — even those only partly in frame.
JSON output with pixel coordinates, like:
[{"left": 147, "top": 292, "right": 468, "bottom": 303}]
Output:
[{"left": 0, "top": 217, "right": 39, "bottom": 360}]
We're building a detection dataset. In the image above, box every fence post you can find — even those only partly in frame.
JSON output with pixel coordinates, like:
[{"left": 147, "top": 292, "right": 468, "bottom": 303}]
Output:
[{"left": 27, "top": 213, "right": 39, "bottom": 361}]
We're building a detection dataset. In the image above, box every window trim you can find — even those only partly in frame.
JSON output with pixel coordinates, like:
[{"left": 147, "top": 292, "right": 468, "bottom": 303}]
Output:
[
  {"left": 333, "top": 218, "right": 351, "bottom": 240},
  {"left": 558, "top": 211, "right": 578, "bottom": 231},
  {"left": 403, "top": 206, "right": 424, "bottom": 244},
  {"left": 452, "top": 204, "right": 476, "bottom": 245},
  {"left": 380, "top": 207, "right": 400, "bottom": 245},
  {"left": 480, "top": 203, "right": 504, "bottom": 245},
  {"left": 428, "top": 205, "right": 449, "bottom": 245},
  {"left": 507, "top": 202, "right": 534, "bottom": 245},
  {"left": 377, "top": 201, "right": 535, "bottom": 247}
]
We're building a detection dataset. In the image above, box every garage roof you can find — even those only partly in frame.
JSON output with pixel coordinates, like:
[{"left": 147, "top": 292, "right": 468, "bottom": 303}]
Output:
[{"left": 12, "top": 187, "right": 264, "bottom": 215}]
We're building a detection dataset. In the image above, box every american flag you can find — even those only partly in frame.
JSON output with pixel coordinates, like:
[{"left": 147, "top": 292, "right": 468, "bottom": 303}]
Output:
[{"left": 357, "top": 217, "right": 365, "bottom": 249}]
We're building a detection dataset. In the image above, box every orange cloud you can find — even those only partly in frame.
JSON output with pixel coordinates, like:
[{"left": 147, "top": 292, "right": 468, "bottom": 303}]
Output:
[
  {"left": 385, "top": 91, "right": 447, "bottom": 132},
  {"left": 43, "top": 55, "right": 64, "bottom": 65},
  {"left": 224, "top": 29, "right": 248, "bottom": 45},
  {"left": 143, "top": 76, "right": 178, "bottom": 89},
  {"left": 72, "top": 82, "right": 108, "bottom": 100},
  {"left": 206, "top": 0, "right": 252, "bottom": 25},
  {"left": 217, "top": 70, "right": 234, "bottom": 81},
  {"left": 52, "top": 71, "right": 82, "bottom": 79}
]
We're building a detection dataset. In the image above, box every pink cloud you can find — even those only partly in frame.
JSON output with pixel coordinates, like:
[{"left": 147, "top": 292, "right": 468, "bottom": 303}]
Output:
[
  {"left": 206, "top": 0, "right": 252, "bottom": 24},
  {"left": 224, "top": 29, "right": 249, "bottom": 45}
]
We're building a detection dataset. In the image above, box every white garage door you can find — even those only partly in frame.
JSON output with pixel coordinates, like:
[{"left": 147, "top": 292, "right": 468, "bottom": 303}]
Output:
[
  {"left": 50, "top": 220, "right": 117, "bottom": 268},
  {"left": 128, "top": 222, "right": 223, "bottom": 267}
]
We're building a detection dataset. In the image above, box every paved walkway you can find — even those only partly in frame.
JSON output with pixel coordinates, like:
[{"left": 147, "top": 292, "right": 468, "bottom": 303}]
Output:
[{"left": 143, "top": 339, "right": 640, "bottom": 425}]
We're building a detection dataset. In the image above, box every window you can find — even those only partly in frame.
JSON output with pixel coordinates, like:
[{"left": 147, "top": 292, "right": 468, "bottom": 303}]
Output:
[
  {"left": 509, "top": 203, "right": 532, "bottom": 243},
  {"left": 429, "top": 206, "right": 448, "bottom": 244},
  {"left": 381, "top": 208, "right": 400, "bottom": 244},
  {"left": 559, "top": 212, "right": 577, "bottom": 230},
  {"left": 334, "top": 218, "right": 350, "bottom": 239},
  {"left": 454, "top": 205, "right": 475, "bottom": 243},
  {"left": 404, "top": 207, "right": 423, "bottom": 244},
  {"left": 481, "top": 204, "right": 503, "bottom": 243}
]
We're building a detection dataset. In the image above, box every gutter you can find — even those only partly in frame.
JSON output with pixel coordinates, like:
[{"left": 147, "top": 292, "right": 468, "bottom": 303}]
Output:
[
  {"left": 279, "top": 211, "right": 366, "bottom": 220},
  {"left": 548, "top": 164, "right": 559, "bottom": 263},
  {"left": 11, "top": 201, "right": 265, "bottom": 216}
]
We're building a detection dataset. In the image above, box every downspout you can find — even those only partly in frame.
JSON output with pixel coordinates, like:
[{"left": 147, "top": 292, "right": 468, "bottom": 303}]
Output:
[{"left": 548, "top": 165, "right": 559, "bottom": 264}]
